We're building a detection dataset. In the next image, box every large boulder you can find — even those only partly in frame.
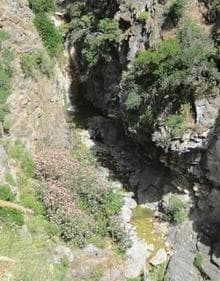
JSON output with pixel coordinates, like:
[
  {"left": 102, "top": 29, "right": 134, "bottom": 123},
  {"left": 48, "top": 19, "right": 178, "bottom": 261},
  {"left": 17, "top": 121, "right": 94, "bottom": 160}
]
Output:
[{"left": 167, "top": 222, "right": 199, "bottom": 281}]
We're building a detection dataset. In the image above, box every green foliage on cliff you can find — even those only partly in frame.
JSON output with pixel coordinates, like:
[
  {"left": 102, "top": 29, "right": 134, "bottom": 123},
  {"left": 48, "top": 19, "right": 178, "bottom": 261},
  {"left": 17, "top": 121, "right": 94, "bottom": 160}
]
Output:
[
  {"left": 0, "top": 30, "right": 9, "bottom": 44},
  {"left": 167, "top": 0, "right": 187, "bottom": 23},
  {"left": 82, "top": 18, "right": 121, "bottom": 66},
  {"left": 163, "top": 195, "right": 188, "bottom": 224},
  {"left": 165, "top": 114, "right": 185, "bottom": 138},
  {"left": 67, "top": 0, "right": 121, "bottom": 67},
  {"left": 28, "top": 0, "right": 63, "bottom": 57},
  {"left": 193, "top": 252, "right": 203, "bottom": 269},
  {"left": 125, "top": 85, "right": 142, "bottom": 110},
  {"left": 34, "top": 14, "right": 63, "bottom": 56},
  {"left": 209, "top": 0, "right": 220, "bottom": 17},
  {"left": 0, "top": 32, "right": 13, "bottom": 122},
  {"left": 0, "top": 207, "right": 24, "bottom": 226},
  {"left": 137, "top": 11, "right": 149, "bottom": 23},
  {"left": 148, "top": 263, "right": 167, "bottom": 281},
  {"left": 0, "top": 184, "right": 15, "bottom": 202},
  {"left": 28, "top": 0, "right": 55, "bottom": 13},
  {"left": 7, "top": 140, "right": 34, "bottom": 178},
  {"left": 122, "top": 20, "right": 220, "bottom": 134},
  {"left": 20, "top": 50, "right": 54, "bottom": 78}
]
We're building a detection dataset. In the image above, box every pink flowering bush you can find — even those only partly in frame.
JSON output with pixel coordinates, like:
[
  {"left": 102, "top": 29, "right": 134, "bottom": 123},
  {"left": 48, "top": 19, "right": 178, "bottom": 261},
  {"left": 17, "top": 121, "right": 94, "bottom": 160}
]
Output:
[
  {"left": 34, "top": 149, "right": 92, "bottom": 246},
  {"left": 34, "top": 148, "right": 130, "bottom": 251}
]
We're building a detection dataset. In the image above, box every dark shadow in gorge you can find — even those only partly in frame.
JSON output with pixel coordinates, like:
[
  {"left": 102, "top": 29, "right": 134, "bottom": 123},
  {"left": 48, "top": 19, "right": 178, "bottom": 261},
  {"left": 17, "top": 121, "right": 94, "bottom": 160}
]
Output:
[
  {"left": 68, "top": 89, "right": 220, "bottom": 280},
  {"left": 66, "top": 53, "right": 220, "bottom": 281},
  {"left": 70, "top": 92, "right": 173, "bottom": 204}
]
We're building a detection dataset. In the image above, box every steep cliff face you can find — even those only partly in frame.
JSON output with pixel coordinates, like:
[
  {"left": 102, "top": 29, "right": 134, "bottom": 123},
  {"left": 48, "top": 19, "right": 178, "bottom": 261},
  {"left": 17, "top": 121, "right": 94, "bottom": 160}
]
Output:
[
  {"left": 0, "top": 2, "right": 139, "bottom": 280},
  {"left": 0, "top": 0, "right": 69, "bottom": 150},
  {"left": 62, "top": 0, "right": 220, "bottom": 280}
]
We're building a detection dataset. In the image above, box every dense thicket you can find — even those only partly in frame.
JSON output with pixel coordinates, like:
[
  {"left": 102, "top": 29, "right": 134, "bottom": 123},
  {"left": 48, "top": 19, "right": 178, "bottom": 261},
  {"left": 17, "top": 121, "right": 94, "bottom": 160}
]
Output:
[
  {"left": 122, "top": 20, "right": 220, "bottom": 133},
  {"left": 67, "top": 0, "right": 121, "bottom": 67}
]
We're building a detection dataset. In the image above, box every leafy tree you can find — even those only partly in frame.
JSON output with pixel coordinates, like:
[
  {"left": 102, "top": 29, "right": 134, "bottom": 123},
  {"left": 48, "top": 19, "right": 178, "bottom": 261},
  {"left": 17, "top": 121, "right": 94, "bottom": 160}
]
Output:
[
  {"left": 125, "top": 84, "right": 142, "bottom": 110},
  {"left": 82, "top": 18, "right": 121, "bottom": 66},
  {"left": 34, "top": 14, "right": 63, "bottom": 56},
  {"left": 122, "top": 20, "right": 220, "bottom": 134},
  {"left": 167, "top": 0, "right": 187, "bottom": 24},
  {"left": 28, "top": 0, "right": 55, "bottom": 14}
]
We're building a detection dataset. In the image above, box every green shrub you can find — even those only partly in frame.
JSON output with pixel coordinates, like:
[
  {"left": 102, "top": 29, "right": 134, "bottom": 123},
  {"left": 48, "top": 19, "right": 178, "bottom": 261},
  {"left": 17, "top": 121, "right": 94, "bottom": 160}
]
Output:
[
  {"left": 137, "top": 11, "right": 149, "bottom": 23},
  {"left": 5, "top": 172, "right": 16, "bottom": 186},
  {"left": 209, "top": 0, "right": 220, "bottom": 20},
  {"left": 0, "top": 207, "right": 24, "bottom": 226},
  {"left": 3, "top": 116, "right": 12, "bottom": 131},
  {"left": 122, "top": 21, "right": 219, "bottom": 133},
  {"left": 0, "top": 47, "right": 13, "bottom": 122},
  {"left": 20, "top": 193, "right": 45, "bottom": 215},
  {"left": 125, "top": 89, "right": 142, "bottom": 111},
  {"left": 27, "top": 215, "right": 59, "bottom": 237},
  {"left": 33, "top": 14, "right": 63, "bottom": 57},
  {"left": 28, "top": 0, "right": 55, "bottom": 13},
  {"left": 82, "top": 18, "right": 121, "bottom": 66},
  {"left": 167, "top": 0, "right": 186, "bottom": 23},
  {"left": 20, "top": 50, "right": 54, "bottom": 78},
  {"left": 103, "top": 190, "right": 123, "bottom": 216},
  {"left": 0, "top": 30, "right": 9, "bottom": 43},
  {"left": 7, "top": 140, "right": 34, "bottom": 177},
  {"left": 20, "top": 52, "right": 38, "bottom": 78},
  {"left": 60, "top": 215, "right": 94, "bottom": 247},
  {"left": 0, "top": 184, "right": 15, "bottom": 201},
  {"left": 108, "top": 218, "right": 131, "bottom": 255},
  {"left": 165, "top": 103, "right": 194, "bottom": 138},
  {"left": 148, "top": 263, "right": 167, "bottom": 281},
  {"left": 193, "top": 252, "right": 203, "bottom": 269},
  {"left": 165, "top": 114, "right": 185, "bottom": 138},
  {"left": 139, "top": 109, "right": 154, "bottom": 130},
  {"left": 163, "top": 195, "right": 188, "bottom": 224}
]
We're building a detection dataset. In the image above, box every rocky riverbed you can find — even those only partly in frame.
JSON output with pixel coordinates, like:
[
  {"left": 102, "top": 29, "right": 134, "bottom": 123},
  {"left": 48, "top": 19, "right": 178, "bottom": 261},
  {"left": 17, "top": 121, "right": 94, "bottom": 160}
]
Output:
[{"left": 78, "top": 129, "right": 168, "bottom": 279}]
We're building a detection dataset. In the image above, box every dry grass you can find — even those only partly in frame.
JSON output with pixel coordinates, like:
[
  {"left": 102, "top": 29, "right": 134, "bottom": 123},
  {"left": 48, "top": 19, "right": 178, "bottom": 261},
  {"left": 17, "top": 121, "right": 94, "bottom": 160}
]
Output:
[{"left": 0, "top": 199, "right": 33, "bottom": 215}]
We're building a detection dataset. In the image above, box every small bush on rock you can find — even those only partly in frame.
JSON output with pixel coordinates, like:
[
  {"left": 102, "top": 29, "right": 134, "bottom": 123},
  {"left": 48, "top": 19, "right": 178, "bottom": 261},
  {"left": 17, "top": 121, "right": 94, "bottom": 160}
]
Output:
[
  {"left": 0, "top": 39, "right": 13, "bottom": 122},
  {"left": 108, "top": 218, "right": 131, "bottom": 255},
  {"left": 148, "top": 262, "right": 167, "bottom": 281},
  {"left": 34, "top": 14, "right": 63, "bottom": 57},
  {"left": 193, "top": 251, "right": 203, "bottom": 269},
  {"left": 137, "top": 11, "right": 149, "bottom": 23},
  {"left": 165, "top": 114, "right": 185, "bottom": 138},
  {"left": 7, "top": 140, "right": 34, "bottom": 178},
  {"left": 0, "top": 184, "right": 15, "bottom": 202},
  {"left": 20, "top": 50, "right": 53, "bottom": 78},
  {"left": 5, "top": 172, "right": 16, "bottom": 186},
  {"left": 125, "top": 87, "right": 142, "bottom": 111},
  {"left": 28, "top": 0, "right": 55, "bottom": 14},
  {"left": 0, "top": 30, "right": 9, "bottom": 44},
  {"left": 0, "top": 207, "right": 24, "bottom": 226},
  {"left": 167, "top": 0, "right": 186, "bottom": 24},
  {"left": 60, "top": 215, "right": 94, "bottom": 247},
  {"left": 163, "top": 195, "right": 188, "bottom": 224}
]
